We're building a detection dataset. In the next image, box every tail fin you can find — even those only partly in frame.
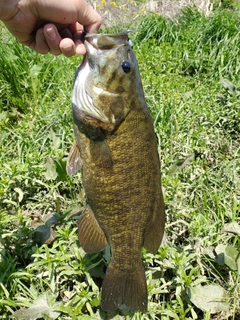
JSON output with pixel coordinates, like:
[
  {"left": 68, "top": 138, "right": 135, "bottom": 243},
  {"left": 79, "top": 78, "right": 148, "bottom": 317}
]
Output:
[{"left": 101, "top": 260, "right": 148, "bottom": 313}]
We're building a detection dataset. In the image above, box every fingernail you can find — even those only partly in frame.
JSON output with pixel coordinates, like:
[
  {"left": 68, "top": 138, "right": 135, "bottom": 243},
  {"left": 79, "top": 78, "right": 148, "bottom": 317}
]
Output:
[
  {"left": 63, "top": 43, "right": 73, "bottom": 52},
  {"left": 39, "top": 29, "right": 45, "bottom": 40},
  {"left": 46, "top": 27, "right": 56, "bottom": 40}
]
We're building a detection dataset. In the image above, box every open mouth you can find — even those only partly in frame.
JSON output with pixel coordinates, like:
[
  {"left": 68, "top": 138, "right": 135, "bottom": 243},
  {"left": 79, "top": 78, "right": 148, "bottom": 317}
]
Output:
[{"left": 84, "top": 31, "right": 131, "bottom": 51}]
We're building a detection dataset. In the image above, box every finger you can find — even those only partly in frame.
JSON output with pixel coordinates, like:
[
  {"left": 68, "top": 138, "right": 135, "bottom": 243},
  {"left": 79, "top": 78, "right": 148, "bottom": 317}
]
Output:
[
  {"left": 75, "top": 41, "right": 87, "bottom": 55},
  {"left": 72, "top": 31, "right": 86, "bottom": 55},
  {"left": 58, "top": 27, "right": 74, "bottom": 40},
  {"left": 68, "top": 22, "right": 84, "bottom": 35},
  {"left": 43, "top": 24, "right": 62, "bottom": 55},
  {"left": 29, "top": 28, "right": 49, "bottom": 54},
  {"left": 59, "top": 38, "right": 76, "bottom": 57}
]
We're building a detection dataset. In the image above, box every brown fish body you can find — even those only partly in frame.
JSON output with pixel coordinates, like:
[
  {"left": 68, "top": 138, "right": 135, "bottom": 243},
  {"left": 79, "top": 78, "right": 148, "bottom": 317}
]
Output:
[{"left": 67, "top": 32, "right": 165, "bottom": 312}]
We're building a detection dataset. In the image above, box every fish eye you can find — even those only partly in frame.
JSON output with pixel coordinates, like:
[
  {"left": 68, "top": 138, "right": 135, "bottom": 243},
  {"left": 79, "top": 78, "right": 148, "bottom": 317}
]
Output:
[{"left": 121, "top": 61, "right": 131, "bottom": 73}]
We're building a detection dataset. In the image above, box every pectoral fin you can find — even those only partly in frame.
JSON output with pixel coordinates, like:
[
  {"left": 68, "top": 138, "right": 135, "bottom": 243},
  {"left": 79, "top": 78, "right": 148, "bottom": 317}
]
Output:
[
  {"left": 72, "top": 107, "right": 113, "bottom": 169},
  {"left": 66, "top": 141, "right": 83, "bottom": 176},
  {"left": 92, "top": 139, "right": 113, "bottom": 168},
  {"left": 78, "top": 205, "right": 108, "bottom": 253}
]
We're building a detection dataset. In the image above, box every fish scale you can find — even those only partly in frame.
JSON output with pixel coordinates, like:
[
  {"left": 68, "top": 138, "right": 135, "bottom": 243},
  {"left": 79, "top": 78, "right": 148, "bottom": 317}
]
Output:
[{"left": 67, "top": 31, "right": 165, "bottom": 313}]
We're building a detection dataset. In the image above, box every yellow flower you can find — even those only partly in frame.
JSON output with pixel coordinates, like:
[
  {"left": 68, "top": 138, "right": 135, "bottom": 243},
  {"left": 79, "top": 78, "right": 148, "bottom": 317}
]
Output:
[
  {"left": 101, "top": 0, "right": 106, "bottom": 4},
  {"left": 111, "top": 1, "right": 116, "bottom": 6},
  {"left": 141, "top": 8, "right": 146, "bottom": 13},
  {"left": 96, "top": 3, "right": 101, "bottom": 8}
]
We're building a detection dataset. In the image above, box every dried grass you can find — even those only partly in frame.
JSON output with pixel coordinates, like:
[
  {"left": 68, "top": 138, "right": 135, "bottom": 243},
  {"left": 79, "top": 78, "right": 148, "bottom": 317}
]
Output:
[{"left": 88, "top": 0, "right": 214, "bottom": 29}]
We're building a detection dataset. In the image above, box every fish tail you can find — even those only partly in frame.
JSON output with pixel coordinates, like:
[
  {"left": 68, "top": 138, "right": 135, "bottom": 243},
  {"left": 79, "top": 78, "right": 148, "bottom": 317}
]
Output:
[{"left": 101, "top": 260, "right": 148, "bottom": 313}]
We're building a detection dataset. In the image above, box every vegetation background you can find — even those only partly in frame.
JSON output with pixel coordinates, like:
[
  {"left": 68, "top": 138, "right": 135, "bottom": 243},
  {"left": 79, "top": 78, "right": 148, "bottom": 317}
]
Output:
[{"left": 0, "top": 0, "right": 239, "bottom": 319}]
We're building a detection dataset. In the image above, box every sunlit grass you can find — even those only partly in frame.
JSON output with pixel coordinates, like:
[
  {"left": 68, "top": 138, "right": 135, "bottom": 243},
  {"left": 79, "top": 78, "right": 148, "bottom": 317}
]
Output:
[{"left": 0, "top": 2, "right": 240, "bottom": 319}]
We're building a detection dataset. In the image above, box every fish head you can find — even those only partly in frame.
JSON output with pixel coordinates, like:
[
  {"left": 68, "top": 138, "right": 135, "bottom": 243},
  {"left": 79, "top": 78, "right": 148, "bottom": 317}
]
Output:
[
  {"left": 84, "top": 31, "right": 138, "bottom": 95},
  {"left": 72, "top": 31, "right": 143, "bottom": 131}
]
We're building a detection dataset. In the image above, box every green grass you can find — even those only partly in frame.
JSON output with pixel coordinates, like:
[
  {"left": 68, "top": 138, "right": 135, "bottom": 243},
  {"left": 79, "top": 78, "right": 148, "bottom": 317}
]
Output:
[{"left": 0, "top": 4, "right": 240, "bottom": 320}]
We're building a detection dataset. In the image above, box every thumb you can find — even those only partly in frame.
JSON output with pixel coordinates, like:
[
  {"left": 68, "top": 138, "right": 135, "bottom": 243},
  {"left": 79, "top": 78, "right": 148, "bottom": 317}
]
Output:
[{"left": 76, "top": 1, "right": 102, "bottom": 33}]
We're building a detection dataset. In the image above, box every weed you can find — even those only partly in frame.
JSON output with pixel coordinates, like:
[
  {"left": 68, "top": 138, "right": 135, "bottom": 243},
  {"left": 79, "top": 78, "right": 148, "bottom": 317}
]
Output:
[{"left": 0, "top": 3, "right": 239, "bottom": 320}]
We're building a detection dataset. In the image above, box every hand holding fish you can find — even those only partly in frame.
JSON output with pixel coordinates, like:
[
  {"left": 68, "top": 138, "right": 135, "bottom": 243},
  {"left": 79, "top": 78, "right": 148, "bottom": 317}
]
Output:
[{"left": 0, "top": 0, "right": 101, "bottom": 57}]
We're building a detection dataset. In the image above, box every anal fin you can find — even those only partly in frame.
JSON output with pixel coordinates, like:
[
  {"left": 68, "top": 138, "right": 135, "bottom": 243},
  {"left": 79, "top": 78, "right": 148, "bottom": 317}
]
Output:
[{"left": 78, "top": 205, "right": 108, "bottom": 253}]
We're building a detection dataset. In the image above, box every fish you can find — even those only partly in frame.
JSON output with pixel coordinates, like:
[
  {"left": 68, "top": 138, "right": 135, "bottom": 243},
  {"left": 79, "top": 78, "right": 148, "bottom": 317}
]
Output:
[{"left": 66, "top": 31, "right": 165, "bottom": 313}]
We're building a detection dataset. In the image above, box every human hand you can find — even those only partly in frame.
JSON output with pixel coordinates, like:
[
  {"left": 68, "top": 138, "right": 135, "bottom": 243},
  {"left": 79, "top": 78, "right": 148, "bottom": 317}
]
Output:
[{"left": 0, "top": 0, "right": 101, "bottom": 57}]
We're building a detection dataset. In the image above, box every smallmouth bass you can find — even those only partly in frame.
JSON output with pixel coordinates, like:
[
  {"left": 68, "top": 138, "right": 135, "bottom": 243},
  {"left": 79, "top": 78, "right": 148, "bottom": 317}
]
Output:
[{"left": 67, "top": 31, "right": 165, "bottom": 313}]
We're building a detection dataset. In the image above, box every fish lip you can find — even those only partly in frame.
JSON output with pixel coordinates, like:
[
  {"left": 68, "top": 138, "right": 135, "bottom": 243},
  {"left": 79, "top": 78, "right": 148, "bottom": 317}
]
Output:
[
  {"left": 84, "top": 30, "right": 132, "bottom": 39},
  {"left": 84, "top": 30, "right": 132, "bottom": 50}
]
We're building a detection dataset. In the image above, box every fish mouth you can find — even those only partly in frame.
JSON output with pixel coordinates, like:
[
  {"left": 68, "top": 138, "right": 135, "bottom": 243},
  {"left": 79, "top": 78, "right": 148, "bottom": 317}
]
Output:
[{"left": 84, "top": 30, "right": 132, "bottom": 51}]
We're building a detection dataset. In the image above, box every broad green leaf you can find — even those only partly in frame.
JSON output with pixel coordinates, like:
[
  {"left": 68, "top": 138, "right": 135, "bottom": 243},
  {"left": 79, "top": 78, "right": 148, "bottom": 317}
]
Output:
[
  {"left": 32, "top": 223, "right": 57, "bottom": 245},
  {"left": 14, "top": 187, "right": 24, "bottom": 203},
  {"left": 49, "top": 128, "right": 61, "bottom": 150},
  {"left": 0, "top": 112, "right": 7, "bottom": 120},
  {"left": 44, "top": 212, "right": 61, "bottom": 227},
  {"left": 13, "top": 293, "right": 60, "bottom": 320},
  {"left": 30, "top": 65, "right": 42, "bottom": 79},
  {"left": 160, "top": 309, "right": 179, "bottom": 319},
  {"left": 221, "top": 222, "right": 240, "bottom": 236},
  {"left": 214, "top": 244, "right": 226, "bottom": 266},
  {"left": 224, "top": 245, "right": 240, "bottom": 272},
  {"left": 55, "top": 159, "right": 68, "bottom": 182},
  {"left": 44, "top": 156, "right": 58, "bottom": 180},
  {"left": 220, "top": 78, "right": 239, "bottom": 96},
  {"left": 203, "top": 246, "right": 215, "bottom": 259},
  {"left": 7, "top": 54, "right": 19, "bottom": 61},
  {"left": 31, "top": 212, "right": 60, "bottom": 245},
  {"left": 169, "top": 154, "right": 195, "bottom": 174},
  {"left": 188, "top": 284, "right": 229, "bottom": 314}
]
